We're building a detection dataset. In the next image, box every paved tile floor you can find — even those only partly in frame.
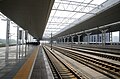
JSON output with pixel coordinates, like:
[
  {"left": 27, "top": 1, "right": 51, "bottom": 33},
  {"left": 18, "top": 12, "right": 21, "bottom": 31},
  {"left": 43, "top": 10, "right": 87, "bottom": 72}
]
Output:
[{"left": 0, "top": 45, "right": 34, "bottom": 78}]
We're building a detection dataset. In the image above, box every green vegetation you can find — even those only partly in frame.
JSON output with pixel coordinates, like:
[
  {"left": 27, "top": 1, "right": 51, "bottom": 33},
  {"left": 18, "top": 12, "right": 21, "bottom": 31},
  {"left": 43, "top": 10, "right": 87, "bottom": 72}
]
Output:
[
  {"left": 9, "top": 39, "right": 16, "bottom": 44},
  {"left": 0, "top": 39, "right": 16, "bottom": 47},
  {"left": 0, "top": 39, "right": 6, "bottom": 44}
]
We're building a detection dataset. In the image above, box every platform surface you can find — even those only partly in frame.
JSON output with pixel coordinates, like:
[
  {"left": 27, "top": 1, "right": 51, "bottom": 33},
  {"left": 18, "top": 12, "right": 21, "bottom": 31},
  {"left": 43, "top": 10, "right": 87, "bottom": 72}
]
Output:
[
  {"left": 30, "top": 46, "right": 48, "bottom": 79},
  {"left": 0, "top": 45, "right": 34, "bottom": 78}
]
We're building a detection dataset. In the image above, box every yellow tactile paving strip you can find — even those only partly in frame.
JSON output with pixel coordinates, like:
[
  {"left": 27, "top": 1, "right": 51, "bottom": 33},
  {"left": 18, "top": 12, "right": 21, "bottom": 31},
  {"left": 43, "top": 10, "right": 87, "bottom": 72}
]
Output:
[{"left": 13, "top": 46, "right": 39, "bottom": 79}]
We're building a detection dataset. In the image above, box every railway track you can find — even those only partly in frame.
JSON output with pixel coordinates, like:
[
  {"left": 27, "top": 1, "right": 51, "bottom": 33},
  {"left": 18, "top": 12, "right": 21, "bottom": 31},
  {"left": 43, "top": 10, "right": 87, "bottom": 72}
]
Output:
[
  {"left": 48, "top": 45, "right": 120, "bottom": 79},
  {"left": 72, "top": 44, "right": 120, "bottom": 55},
  {"left": 56, "top": 44, "right": 120, "bottom": 61},
  {"left": 43, "top": 46, "right": 84, "bottom": 79}
]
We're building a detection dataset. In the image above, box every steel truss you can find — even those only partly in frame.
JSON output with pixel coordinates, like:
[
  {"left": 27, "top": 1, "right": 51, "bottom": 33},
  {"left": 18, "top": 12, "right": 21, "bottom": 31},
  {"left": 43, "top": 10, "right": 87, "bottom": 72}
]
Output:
[{"left": 43, "top": 0, "right": 107, "bottom": 38}]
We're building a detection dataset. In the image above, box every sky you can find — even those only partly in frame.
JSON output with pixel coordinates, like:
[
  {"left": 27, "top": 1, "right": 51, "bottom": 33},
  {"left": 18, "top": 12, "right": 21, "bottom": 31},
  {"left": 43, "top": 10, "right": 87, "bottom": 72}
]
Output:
[
  {"left": 0, "top": 21, "right": 17, "bottom": 40},
  {"left": 0, "top": 19, "right": 6, "bottom": 39},
  {"left": 0, "top": 13, "right": 36, "bottom": 42}
]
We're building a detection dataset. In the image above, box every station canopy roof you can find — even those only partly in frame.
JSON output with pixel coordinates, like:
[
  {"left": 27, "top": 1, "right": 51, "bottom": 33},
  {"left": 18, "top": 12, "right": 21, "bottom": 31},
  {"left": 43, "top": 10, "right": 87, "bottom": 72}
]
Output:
[
  {"left": 43, "top": 0, "right": 107, "bottom": 38},
  {"left": 0, "top": 0, "right": 54, "bottom": 40}
]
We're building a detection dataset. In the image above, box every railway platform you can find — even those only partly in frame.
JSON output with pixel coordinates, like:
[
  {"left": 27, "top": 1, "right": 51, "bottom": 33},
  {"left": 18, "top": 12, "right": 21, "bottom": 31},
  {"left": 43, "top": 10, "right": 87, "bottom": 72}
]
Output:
[
  {"left": 1, "top": 44, "right": 119, "bottom": 79},
  {"left": 0, "top": 45, "right": 53, "bottom": 79},
  {"left": 0, "top": 0, "right": 120, "bottom": 79}
]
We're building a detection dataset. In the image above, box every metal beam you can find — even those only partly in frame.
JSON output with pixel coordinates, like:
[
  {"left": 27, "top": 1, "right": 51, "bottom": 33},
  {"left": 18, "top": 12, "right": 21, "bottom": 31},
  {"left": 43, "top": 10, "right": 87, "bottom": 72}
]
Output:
[
  {"left": 48, "top": 22, "right": 70, "bottom": 24},
  {"left": 46, "top": 28, "right": 62, "bottom": 29},
  {"left": 60, "top": 0, "right": 99, "bottom": 6},
  {"left": 55, "top": 2, "right": 97, "bottom": 8},
  {"left": 50, "top": 16, "right": 78, "bottom": 19},
  {"left": 52, "top": 9, "right": 95, "bottom": 14},
  {"left": 48, "top": 23, "right": 69, "bottom": 25},
  {"left": 44, "top": 31, "right": 58, "bottom": 32}
]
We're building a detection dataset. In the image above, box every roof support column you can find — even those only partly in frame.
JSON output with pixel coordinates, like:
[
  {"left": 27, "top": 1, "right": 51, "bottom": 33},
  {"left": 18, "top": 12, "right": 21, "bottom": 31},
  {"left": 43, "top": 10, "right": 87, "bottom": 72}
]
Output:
[
  {"left": 63, "top": 37, "right": 66, "bottom": 43},
  {"left": 58, "top": 37, "right": 60, "bottom": 43},
  {"left": 70, "top": 35, "right": 74, "bottom": 48},
  {"left": 61, "top": 37, "right": 63, "bottom": 43},
  {"left": 51, "top": 33, "right": 52, "bottom": 50},
  {"left": 77, "top": 35, "right": 81, "bottom": 44},
  {"left": 25, "top": 30, "right": 28, "bottom": 57},
  {"left": 21, "top": 30, "right": 24, "bottom": 58},
  {"left": 97, "top": 34, "right": 99, "bottom": 44},
  {"left": 67, "top": 37, "right": 69, "bottom": 43},
  {"left": 109, "top": 32, "right": 112, "bottom": 45},
  {"left": 16, "top": 26, "right": 19, "bottom": 60},
  {"left": 101, "top": 29, "right": 108, "bottom": 46},
  {"left": 71, "top": 36, "right": 74, "bottom": 43},
  {"left": 119, "top": 31, "right": 120, "bottom": 44},
  {"left": 59, "top": 37, "right": 61, "bottom": 43},
  {"left": 86, "top": 33, "right": 91, "bottom": 45},
  {"left": 5, "top": 18, "right": 10, "bottom": 62},
  {"left": 19, "top": 30, "right": 22, "bottom": 58},
  {"left": 60, "top": 37, "right": 62, "bottom": 43}
]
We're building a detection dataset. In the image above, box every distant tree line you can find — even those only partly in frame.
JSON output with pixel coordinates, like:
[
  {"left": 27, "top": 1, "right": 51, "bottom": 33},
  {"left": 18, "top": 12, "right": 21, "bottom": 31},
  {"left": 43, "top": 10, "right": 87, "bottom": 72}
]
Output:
[{"left": 0, "top": 39, "right": 16, "bottom": 47}]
